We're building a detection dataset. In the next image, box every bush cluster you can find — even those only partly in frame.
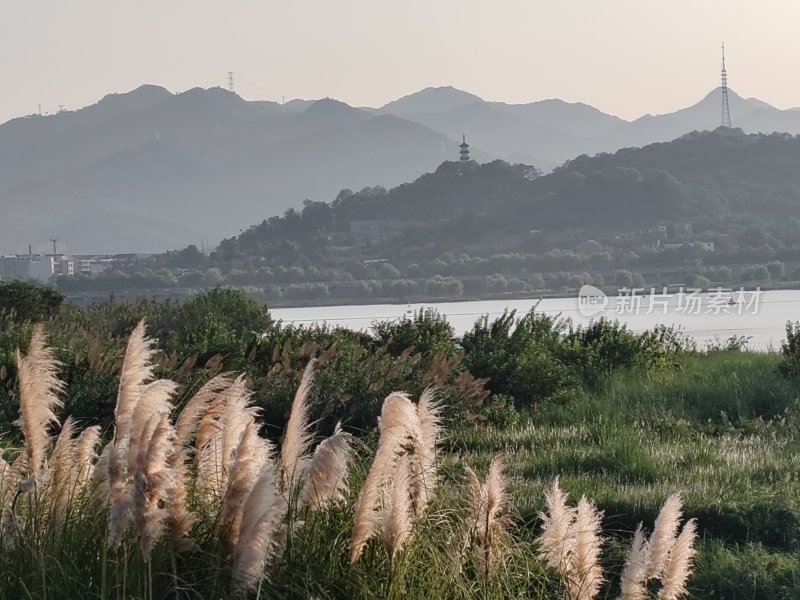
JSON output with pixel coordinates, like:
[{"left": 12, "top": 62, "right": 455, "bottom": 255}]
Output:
[{"left": 0, "top": 282, "right": 701, "bottom": 432}]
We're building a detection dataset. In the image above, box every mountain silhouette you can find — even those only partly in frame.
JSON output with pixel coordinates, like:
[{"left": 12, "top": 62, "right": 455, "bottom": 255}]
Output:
[
  {"left": 378, "top": 86, "right": 485, "bottom": 115},
  {"left": 0, "top": 89, "right": 468, "bottom": 254},
  {"left": 3, "top": 84, "right": 800, "bottom": 254}
]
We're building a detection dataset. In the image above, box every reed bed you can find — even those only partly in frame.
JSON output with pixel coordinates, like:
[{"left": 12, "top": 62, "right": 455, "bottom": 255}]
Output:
[{"left": 0, "top": 322, "right": 696, "bottom": 599}]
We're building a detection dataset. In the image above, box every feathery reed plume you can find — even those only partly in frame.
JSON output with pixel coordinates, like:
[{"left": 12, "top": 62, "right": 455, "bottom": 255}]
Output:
[
  {"left": 168, "top": 375, "right": 234, "bottom": 547},
  {"left": 233, "top": 467, "right": 288, "bottom": 590},
  {"left": 72, "top": 425, "right": 101, "bottom": 492},
  {"left": 126, "top": 379, "right": 178, "bottom": 475},
  {"left": 300, "top": 422, "right": 353, "bottom": 511},
  {"left": 175, "top": 373, "right": 234, "bottom": 448},
  {"left": 111, "top": 320, "right": 155, "bottom": 447},
  {"left": 280, "top": 359, "right": 317, "bottom": 491},
  {"left": 48, "top": 416, "right": 77, "bottom": 518},
  {"left": 132, "top": 414, "right": 176, "bottom": 558},
  {"left": 412, "top": 387, "right": 441, "bottom": 516},
  {"left": 646, "top": 493, "right": 682, "bottom": 582},
  {"left": 107, "top": 443, "right": 132, "bottom": 548},
  {"left": 0, "top": 454, "right": 21, "bottom": 515},
  {"left": 350, "top": 392, "right": 421, "bottom": 564},
  {"left": 619, "top": 524, "right": 651, "bottom": 600},
  {"left": 110, "top": 378, "right": 177, "bottom": 549},
  {"left": 657, "top": 519, "right": 697, "bottom": 600},
  {"left": 90, "top": 443, "right": 111, "bottom": 503},
  {"left": 466, "top": 455, "right": 510, "bottom": 579},
  {"left": 483, "top": 455, "right": 510, "bottom": 575},
  {"left": 0, "top": 452, "right": 26, "bottom": 540},
  {"left": 465, "top": 465, "right": 483, "bottom": 515},
  {"left": 0, "top": 456, "right": 8, "bottom": 490},
  {"left": 195, "top": 393, "right": 227, "bottom": 457},
  {"left": 221, "top": 377, "right": 256, "bottom": 477},
  {"left": 15, "top": 325, "right": 64, "bottom": 482},
  {"left": 381, "top": 452, "right": 414, "bottom": 561},
  {"left": 197, "top": 432, "right": 225, "bottom": 503},
  {"left": 567, "top": 497, "right": 604, "bottom": 600},
  {"left": 108, "top": 320, "right": 157, "bottom": 548},
  {"left": 464, "top": 464, "right": 487, "bottom": 572},
  {"left": 538, "top": 477, "right": 576, "bottom": 574},
  {"left": 165, "top": 449, "right": 192, "bottom": 549},
  {"left": 219, "top": 421, "right": 273, "bottom": 550},
  {"left": 197, "top": 375, "right": 255, "bottom": 502}
]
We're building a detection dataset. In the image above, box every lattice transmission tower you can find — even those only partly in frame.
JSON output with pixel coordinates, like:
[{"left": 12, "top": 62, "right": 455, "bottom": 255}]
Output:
[{"left": 721, "top": 43, "right": 732, "bottom": 128}]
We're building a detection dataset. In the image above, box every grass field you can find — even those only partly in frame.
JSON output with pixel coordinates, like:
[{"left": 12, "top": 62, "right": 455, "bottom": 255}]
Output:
[
  {"left": 2, "top": 318, "right": 798, "bottom": 599},
  {"left": 448, "top": 351, "right": 800, "bottom": 599}
]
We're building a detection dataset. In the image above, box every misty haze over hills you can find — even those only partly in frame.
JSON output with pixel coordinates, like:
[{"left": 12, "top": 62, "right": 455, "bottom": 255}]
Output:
[{"left": 3, "top": 84, "right": 800, "bottom": 254}]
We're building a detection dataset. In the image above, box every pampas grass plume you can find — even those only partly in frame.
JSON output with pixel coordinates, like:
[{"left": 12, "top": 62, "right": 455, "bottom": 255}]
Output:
[
  {"left": 221, "top": 377, "right": 256, "bottom": 477},
  {"left": 112, "top": 320, "right": 155, "bottom": 446},
  {"left": 133, "top": 414, "right": 175, "bottom": 558},
  {"left": 412, "top": 387, "right": 441, "bottom": 516},
  {"left": 48, "top": 416, "right": 76, "bottom": 516},
  {"left": 467, "top": 455, "right": 510, "bottom": 579},
  {"left": 657, "top": 519, "right": 697, "bottom": 600},
  {"left": 196, "top": 375, "right": 256, "bottom": 502},
  {"left": 91, "top": 443, "right": 111, "bottom": 503},
  {"left": 107, "top": 441, "right": 132, "bottom": 548},
  {"left": 619, "top": 524, "right": 651, "bottom": 600},
  {"left": 72, "top": 425, "right": 101, "bottom": 491},
  {"left": 539, "top": 477, "right": 576, "bottom": 574},
  {"left": 175, "top": 373, "right": 234, "bottom": 447},
  {"left": 567, "top": 496, "right": 604, "bottom": 600},
  {"left": 108, "top": 321, "right": 157, "bottom": 547},
  {"left": 381, "top": 453, "right": 414, "bottom": 561},
  {"left": 15, "top": 325, "right": 64, "bottom": 480},
  {"left": 300, "top": 422, "right": 353, "bottom": 511},
  {"left": 647, "top": 493, "right": 683, "bottom": 581},
  {"left": 219, "top": 421, "right": 273, "bottom": 549},
  {"left": 166, "top": 447, "right": 194, "bottom": 549},
  {"left": 233, "top": 467, "right": 288, "bottom": 590},
  {"left": 126, "top": 379, "right": 178, "bottom": 475},
  {"left": 281, "top": 359, "right": 317, "bottom": 491},
  {"left": 350, "top": 392, "right": 421, "bottom": 564}
]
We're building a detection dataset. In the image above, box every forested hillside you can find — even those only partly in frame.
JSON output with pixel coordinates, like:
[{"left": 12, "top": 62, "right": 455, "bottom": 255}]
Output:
[{"left": 57, "top": 128, "right": 800, "bottom": 302}]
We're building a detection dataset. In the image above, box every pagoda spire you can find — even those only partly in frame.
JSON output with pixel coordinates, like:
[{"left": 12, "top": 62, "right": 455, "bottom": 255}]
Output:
[{"left": 459, "top": 134, "right": 470, "bottom": 162}]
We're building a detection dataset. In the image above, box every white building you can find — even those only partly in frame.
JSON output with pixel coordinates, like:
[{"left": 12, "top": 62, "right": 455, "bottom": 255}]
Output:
[
  {"left": 26, "top": 255, "right": 74, "bottom": 283},
  {"left": 0, "top": 254, "right": 37, "bottom": 281}
]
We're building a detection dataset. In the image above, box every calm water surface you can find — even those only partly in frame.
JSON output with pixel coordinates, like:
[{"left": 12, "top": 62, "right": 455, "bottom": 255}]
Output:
[{"left": 271, "top": 289, "right": 800, "bottom": 350}]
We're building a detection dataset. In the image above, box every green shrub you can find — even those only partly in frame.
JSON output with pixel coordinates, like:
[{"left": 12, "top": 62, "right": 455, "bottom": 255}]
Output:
[
  {"left": 559, "top": 318, "right": 668, "bottom": 388},
  {"left": 0, "top": 280, "right": 64, "bottom": 323},
  {"left": 778, "top": 321, "right": 800, "bottom": 378},
  {"left": 370, "top": 308, "right": 458, "bottom": 358},
  {"left": 461, "top": 309, "right": 577, "bottom": 407},
  {"left": 150, "top": 288, "right": 275, "bottom": 367},
  {"left": 706, "top": 334, "right": 751, "bottom": 352}
]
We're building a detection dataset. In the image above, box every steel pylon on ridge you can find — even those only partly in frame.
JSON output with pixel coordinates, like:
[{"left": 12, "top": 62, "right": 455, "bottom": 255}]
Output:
[{"left": 721, "top": 43, "right": 732, "bottom": 128}]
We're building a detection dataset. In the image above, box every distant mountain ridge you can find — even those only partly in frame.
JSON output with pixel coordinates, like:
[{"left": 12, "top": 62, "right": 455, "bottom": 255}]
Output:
[
  {"left": 2, "top": 83, "right": 800, "bottom": 254},
  {"left": 0, "top": 88, "right": 468, "bottom": 254},
  {"left": 375, "top": 85, "right": 800, "bottom": 168}
]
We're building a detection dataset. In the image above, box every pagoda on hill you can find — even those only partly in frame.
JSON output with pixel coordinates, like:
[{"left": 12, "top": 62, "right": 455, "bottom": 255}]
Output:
[{"left": 459, "top": 134, "right": 470, "bottom": 162}]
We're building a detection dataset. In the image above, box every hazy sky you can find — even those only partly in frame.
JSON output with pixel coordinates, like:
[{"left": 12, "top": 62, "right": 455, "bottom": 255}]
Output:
[{"left": 3, "top": 0, "right": 800, "bottom": 124}]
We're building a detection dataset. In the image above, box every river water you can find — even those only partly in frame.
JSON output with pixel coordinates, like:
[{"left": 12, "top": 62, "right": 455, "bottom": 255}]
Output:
[{"left": 270, "top": 288, "right": 800, "bottom": 351}]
